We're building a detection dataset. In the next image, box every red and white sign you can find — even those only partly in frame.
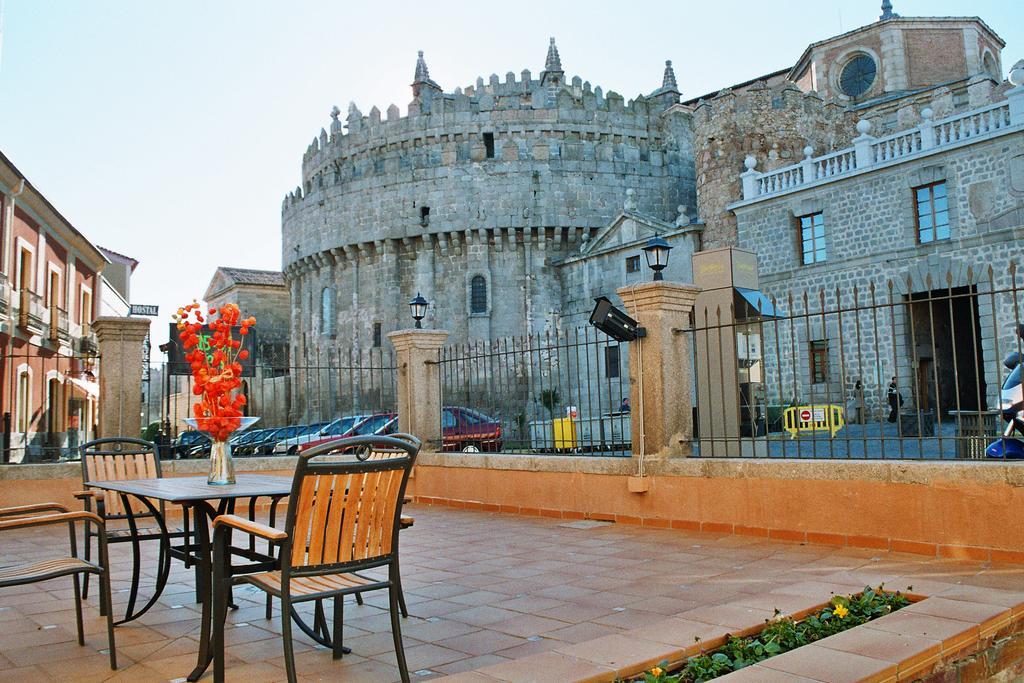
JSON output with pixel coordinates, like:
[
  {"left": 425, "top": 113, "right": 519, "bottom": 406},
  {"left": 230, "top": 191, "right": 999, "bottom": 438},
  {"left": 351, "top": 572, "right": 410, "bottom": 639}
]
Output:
[{"left": 800, "top": 409, "right": 812, "bottom": 422}]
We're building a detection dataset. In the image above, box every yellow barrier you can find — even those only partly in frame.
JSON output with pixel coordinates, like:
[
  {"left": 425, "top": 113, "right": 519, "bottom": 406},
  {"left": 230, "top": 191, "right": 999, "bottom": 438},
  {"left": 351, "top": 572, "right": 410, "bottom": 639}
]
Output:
[{"left": 783, "top": 405, "right": 845, "bottom": 439}]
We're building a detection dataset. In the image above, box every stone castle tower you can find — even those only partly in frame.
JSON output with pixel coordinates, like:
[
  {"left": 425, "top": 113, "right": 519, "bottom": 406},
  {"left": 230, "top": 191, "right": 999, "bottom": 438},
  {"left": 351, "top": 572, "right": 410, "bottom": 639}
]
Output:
[{"left": 281, "top": 41, "right": 697, "bottom": 360}]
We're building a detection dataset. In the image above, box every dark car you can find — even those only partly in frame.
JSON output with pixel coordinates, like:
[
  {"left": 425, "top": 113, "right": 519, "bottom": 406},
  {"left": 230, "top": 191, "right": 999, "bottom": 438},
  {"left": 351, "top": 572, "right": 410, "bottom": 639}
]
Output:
[
  {"left": 241, "top": 425, "right": 302, "bottom": 456},
  {"left": 441, "top": 406, "right": 503, "bottom": 452},
  {"left": 300, "top": 413, "right": 397, "bottom": 452},
  {"left": 174, "top": 430, "right": 210, "bottom": 459}
]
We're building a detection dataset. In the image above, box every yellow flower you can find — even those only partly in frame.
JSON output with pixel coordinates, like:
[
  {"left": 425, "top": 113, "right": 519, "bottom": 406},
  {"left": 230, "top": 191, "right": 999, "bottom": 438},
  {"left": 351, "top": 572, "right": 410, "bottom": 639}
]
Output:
[
  {"left": 650, "top": 667, "right": 664, "bottom": 678},
  {"left": 833, "top": 604, "right": 849, "bottom": 618}
]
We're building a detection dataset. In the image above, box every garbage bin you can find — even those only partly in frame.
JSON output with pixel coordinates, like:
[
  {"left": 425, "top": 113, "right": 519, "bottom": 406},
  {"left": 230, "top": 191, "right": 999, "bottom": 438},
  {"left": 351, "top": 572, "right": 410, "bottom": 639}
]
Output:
[
  {"left": 948, "top": 410, "right": 1002, "bottom": 458},
  {"left": 552, "top": 417, "right": 578, "bottom": 451}
]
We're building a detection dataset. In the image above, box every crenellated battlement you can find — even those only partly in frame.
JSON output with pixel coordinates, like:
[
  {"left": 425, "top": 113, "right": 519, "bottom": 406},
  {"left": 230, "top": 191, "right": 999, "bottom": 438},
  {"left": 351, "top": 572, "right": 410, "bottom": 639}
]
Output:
[{"left": 282, "top": 42, "right": 685, "bottom": 212}]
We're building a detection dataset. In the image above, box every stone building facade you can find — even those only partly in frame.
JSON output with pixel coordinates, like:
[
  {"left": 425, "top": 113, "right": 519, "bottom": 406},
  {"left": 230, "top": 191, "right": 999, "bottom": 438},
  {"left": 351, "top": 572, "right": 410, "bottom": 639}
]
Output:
[{"left": 281, "top": 42, "right": 698, "bottom": 366}]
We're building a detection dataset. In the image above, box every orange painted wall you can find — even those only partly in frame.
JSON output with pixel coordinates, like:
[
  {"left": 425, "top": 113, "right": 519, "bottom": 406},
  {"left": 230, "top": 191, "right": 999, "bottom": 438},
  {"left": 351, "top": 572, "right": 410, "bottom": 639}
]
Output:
[{"left": 412, "top": 465, "right": 1024, "bottom": 563}]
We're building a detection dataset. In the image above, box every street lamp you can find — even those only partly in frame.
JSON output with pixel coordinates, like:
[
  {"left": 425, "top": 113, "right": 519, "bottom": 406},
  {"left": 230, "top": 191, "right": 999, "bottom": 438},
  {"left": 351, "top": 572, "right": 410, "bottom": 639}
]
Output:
[
  {"left": 409, "top": 293, "right": 428, "bottom": 329},
  {"left": 642, "top": 236, "right": 672, "bottom": 281}
]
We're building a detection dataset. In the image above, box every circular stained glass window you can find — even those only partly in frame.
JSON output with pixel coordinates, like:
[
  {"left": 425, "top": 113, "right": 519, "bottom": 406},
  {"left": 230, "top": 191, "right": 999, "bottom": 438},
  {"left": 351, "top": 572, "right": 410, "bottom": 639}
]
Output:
[{"left": 840, "top": 55, "right": 877, "bottom": 98}]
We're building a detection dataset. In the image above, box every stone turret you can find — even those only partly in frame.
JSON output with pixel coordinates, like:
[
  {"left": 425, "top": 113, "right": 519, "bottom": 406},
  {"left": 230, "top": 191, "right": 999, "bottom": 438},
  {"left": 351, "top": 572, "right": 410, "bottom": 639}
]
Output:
[
  {"left": 411, "top": 50, "right": 441, "bottom": 99},
  {"left": 650, "top": 59, "right": 681, "bottom": 110},
  {"left": 540, "top": 37, "right": 564, "bottom": 87}
]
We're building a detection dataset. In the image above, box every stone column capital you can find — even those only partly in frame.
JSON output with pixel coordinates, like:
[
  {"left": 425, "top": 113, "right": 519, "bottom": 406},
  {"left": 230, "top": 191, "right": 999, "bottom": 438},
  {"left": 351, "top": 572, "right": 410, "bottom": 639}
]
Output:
[
  {"left": 387, "top": 329, "right": 449, "bottom": 352},
  {"left": 92, "top": 316, "right": 151, "bottom": 343},
  {"left": 616, "top": 281, "right": 701, "bottom": 315}
]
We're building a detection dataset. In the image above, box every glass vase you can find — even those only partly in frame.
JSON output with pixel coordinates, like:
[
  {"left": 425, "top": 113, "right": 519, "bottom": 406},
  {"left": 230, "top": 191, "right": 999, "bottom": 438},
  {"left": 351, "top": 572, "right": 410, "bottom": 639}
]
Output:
[{"left": 184, "top": 416, "right": 261, "bottom": 485}]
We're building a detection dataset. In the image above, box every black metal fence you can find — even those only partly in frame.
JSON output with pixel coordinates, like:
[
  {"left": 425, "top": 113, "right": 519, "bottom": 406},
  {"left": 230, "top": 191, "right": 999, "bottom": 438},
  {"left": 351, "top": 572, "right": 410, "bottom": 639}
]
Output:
[
  {"left": 438, "top": 327, "right": 631, "bottom": 455},
  {"left": 688, "top": 265, "right": 1023, "bottom": 459},
  {"left": 142, "top": 345, "right": 397, "bottom": 460},
  {"left": 0, "top": 348, "right": 99, "bottom": 464}
]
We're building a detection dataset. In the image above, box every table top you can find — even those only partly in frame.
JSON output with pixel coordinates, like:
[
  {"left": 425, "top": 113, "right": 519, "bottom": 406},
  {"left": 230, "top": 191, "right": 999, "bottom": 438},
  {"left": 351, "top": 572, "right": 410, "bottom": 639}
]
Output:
[{"left": 87, "top": 474, "right": 293, "bottom": 502}]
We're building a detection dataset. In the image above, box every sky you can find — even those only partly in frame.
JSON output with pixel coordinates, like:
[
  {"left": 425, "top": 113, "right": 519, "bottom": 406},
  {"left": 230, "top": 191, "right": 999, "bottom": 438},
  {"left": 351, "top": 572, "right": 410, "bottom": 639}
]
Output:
[{"left": 0, "top": 0, "right": 1021, "bottom": 345}]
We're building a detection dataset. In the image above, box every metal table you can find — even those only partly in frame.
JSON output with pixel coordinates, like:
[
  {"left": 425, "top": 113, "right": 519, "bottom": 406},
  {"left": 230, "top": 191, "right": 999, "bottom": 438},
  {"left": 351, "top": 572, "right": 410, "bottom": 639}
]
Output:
[{"left": 88, "top": 475, "right": 293, "bottom": 681}]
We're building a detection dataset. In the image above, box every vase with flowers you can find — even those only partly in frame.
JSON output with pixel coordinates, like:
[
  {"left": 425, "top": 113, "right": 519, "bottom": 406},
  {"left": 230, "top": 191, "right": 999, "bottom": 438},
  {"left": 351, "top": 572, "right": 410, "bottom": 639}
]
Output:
[{"left": 173, "top": 301, "right": 257, "bottom": 485}]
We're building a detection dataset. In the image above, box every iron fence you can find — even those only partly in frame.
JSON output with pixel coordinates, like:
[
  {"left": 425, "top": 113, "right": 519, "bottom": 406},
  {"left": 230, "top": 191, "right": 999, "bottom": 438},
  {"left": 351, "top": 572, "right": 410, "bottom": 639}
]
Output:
[
  {"left": 688, "top": 265, "right": 1023, "bottom": 459},
  {"left": 438, "top": 326, "right": 631, "bottom": 454},
  {"left": 0, "top": 348, "right": 99, "bottom": 464},
  {"left": 143, "top": 345, "right": 397, "bottom": 460}
]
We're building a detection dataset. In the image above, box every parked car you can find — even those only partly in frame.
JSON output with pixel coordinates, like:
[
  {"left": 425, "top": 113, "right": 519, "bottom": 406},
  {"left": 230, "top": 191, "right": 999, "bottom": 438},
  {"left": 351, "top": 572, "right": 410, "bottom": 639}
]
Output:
[
  {"left": 441, "top": 406, "right": 503, "bottom": 452},
  {"left": 272, "top": 417, "right": 365, "bottom": 455},
  {"left": 240, "top": 425, "right": 303, "bottom": 456},
  {"left": 300, "top": 412, "right": 397, "bottom": 452},
  {"left": 174, "top": 430, "right": 210, "bottom": 459}
]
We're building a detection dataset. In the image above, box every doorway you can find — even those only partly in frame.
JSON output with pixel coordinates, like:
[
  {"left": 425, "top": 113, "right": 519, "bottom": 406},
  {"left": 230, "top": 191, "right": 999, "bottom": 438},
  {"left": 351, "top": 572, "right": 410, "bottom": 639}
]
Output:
[{"left": 909, "top": 286, "right": 986, "bottom": 413}]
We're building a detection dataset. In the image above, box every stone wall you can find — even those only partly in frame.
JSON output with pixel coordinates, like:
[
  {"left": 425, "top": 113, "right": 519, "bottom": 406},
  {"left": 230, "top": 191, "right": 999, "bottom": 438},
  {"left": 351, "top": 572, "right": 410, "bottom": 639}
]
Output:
[
  {"left": 691, "top": 82, "right": 855, "bottom": 250},
  {"left": 734, "top": 131, "right": 1024, "bottom": 411}
]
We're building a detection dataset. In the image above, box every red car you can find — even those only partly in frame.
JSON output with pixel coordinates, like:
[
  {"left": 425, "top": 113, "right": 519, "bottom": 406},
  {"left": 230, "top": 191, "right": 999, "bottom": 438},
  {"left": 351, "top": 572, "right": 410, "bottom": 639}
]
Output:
[
  {"left": 442, "top": 406, "right": 503, "bottom": 452},
  {"left": 300, "top": 412, "right": 397, "bottom": 452}
]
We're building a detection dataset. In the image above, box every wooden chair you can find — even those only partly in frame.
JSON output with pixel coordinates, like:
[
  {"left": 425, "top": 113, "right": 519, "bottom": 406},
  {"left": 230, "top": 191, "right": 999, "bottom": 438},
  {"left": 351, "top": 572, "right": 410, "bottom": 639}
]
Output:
[
  {"left": 79, "top": 437, "right": 193, "bottom": 620},
  {"left": 212, "top": 434, "right": 419, "bottom": 683},
  {"left": 0, "top": 493, "right": 117, "bottom": 670}
]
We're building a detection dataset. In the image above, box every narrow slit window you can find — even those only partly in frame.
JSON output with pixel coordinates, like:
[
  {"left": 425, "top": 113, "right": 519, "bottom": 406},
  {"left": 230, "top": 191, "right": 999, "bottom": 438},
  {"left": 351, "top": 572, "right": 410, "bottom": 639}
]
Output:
[
  {"left": 483, "top": 132, "right": 495, "bottom": 159},
  {"left": 372, "top": 322, "right": 382, "bottom": 348},
  {"left": 470, "top": 275, "right": 487, "bottom": 314},
  {"left": 605, "top": 345, "right": 621, "bottom": 379},
  {"left": 419, "top": 206, "right": 430, "bottom": 226}
]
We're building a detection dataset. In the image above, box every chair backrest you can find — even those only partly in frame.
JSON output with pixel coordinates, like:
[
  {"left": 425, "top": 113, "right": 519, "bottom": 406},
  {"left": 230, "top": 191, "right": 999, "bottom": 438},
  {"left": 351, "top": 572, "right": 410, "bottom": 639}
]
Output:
[
  {"left": 80, "top": 438, "right": 161, "bottom": 517},
  {"left": 286, "top": 434, "right": 419, "bottom": 574}
]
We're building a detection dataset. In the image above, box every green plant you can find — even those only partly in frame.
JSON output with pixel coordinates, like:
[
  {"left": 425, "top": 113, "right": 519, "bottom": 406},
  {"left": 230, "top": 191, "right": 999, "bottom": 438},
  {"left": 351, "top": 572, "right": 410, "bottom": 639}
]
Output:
[
  {"left": 636, "top": 586, "right": 911, "bottom": 682},
  {"left": 538, "top": 389, "right": 561, "bottom": 418},
  {"left": 141, "top": 420, "right": 161, "bottom": 441}
]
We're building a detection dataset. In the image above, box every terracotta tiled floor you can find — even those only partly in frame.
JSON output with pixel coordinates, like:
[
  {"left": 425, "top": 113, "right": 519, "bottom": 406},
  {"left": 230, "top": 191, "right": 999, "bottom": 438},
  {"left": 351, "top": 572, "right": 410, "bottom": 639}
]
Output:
[{"left": 2, "top": 504, "right": 1023, "bottom": 682}]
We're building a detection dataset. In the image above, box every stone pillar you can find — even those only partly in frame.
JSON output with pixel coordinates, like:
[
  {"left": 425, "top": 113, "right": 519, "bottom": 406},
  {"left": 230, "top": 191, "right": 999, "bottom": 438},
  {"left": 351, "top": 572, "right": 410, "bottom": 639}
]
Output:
[
  {"left": 388, "top": 328, "right": 449, "bottom": 451},
  {"left": 93, "top": 317, "right": 151, "bottom": 438},
  {"left": 617, "top": 281, "right": 701, "bottom": 460}
]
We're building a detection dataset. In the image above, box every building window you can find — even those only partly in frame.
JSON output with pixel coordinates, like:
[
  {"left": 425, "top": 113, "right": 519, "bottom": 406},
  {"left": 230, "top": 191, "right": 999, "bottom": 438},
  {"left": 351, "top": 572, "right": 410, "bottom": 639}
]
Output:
[
  {"left": 419, "top": 206, "right": 430, "bottom": 227},
  {"left": 80, "top": 288, "right": 92, "bottom": 330},
  {"left": 915, "top": 181, "right": 949, "bottom": 243},
  {"left": 483, "top": 132, "right": 495, "bottom": 159},
  {"left": 839, "top": 54, "right": 876, "bottom": 98},
  {"left": 799, "top": 212, "right": 827, "bottom": 265},
  {"left": 372, "top": 322, "right": 382, "bottom": 348},
  {"left": 470, "top": 275, "right": 487, "bottom": 314},
  {"left": 47, "top": 269, "right": 60, "bottom": 308},
  {"left": 625, "top": 255, "right": 641, "bottom": 274},
  {"left": 605, "top": 345, "right": 621, "bottom": 379},
  {"left": 18, "top": 247, "right": 32, "bottom": 290},
  {"left": 320, "top": 287, "right": 335, "bottom": 336},
  {"left": 16, "top": 370, "right": 30, "bottom": 433},
  {"left": 809, "top": 340, "right": 828, "bottom": 384}
]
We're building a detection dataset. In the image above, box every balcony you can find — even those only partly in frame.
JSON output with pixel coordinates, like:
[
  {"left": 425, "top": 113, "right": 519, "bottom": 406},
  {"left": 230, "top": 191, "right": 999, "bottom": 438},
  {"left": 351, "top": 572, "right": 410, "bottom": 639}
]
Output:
[
  {"left": 47, "top": 306, "right": 70, "bottom": 344},
  {"left": 16, "top": 289, "right": 45, "bottom": 333},
  {"left": 76, "top": 328, "right": 98, "bottom": 355},
  {"left": 0, "top": 274, "right": 10, "bottom": 317}
]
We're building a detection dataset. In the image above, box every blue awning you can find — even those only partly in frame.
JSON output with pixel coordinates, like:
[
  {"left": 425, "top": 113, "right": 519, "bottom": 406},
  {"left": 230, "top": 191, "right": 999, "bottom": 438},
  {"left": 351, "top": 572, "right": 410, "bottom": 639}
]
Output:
[{"left": 735, "top": 287, "right": 781, "bottom": 318}]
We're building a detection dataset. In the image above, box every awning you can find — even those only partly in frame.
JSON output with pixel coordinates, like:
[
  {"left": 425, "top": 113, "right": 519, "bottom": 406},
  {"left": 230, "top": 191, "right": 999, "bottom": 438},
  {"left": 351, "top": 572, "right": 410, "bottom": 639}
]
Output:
[
  {"left": 734, "top": 287, "right": 782, "bottom": 319},
  {"left": 67, "top": 376, "right": 99, "bottom": 399}
]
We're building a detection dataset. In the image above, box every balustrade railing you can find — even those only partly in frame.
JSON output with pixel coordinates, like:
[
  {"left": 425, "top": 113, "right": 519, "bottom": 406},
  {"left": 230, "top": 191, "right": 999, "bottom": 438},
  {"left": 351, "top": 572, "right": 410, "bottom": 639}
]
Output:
[{"left": 740, "top": 90, "right": 1022, "bottom": 201}]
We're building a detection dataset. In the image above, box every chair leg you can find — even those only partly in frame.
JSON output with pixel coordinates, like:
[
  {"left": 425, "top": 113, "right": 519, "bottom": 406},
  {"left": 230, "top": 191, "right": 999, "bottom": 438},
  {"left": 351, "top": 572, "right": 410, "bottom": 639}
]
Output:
[
  {"left": 212, "top": 559, "right": 229, "bottom": 682},
  {"left": 389, "top": 582, "right": 410, "bottom": 683},
  {"left": 332, "top": 596, "right": 344, "bottom": 660},
  {"left": 82, "top": 528, "right": 92, "bottom": 600},
  {"left": 72, "top": 574, "right": 85, "bottom": 646},
  {"left": 395, "top": 555, "right": 409, "bottom": 618},
  {"left": 100, "top": 569, "right": 118, "bottom": 670},
  {"left": 354, "top": 591, "right": 364, "bottom": 606},
  {"left": 281, "top": 596, "right": 298, "bottom": 683}
]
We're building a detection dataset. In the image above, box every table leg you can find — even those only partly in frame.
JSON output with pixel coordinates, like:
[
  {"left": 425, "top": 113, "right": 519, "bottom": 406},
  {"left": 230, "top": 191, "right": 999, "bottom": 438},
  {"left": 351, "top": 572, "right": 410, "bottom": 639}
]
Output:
[
  {"left": 187, "top": 500, "right": 217, "bottom": 682},
  {"left": 116, "top": 494, "right": 173, "bottom": 625}
]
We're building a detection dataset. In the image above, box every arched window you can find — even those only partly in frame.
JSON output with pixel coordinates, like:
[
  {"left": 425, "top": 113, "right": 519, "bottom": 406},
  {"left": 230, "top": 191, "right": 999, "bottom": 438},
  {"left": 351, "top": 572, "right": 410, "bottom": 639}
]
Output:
[
  {"left": 321, "top": 287, "right": 335, "bottom": 336},
  {"left": 470, "top": 275, "right": 487, "bottom": 314},
  {"left": 982, "top": 52, "right": 998, "bottom": 79},
  {"left": 16, "top": 369, "right": 31, "bottom": 433}
]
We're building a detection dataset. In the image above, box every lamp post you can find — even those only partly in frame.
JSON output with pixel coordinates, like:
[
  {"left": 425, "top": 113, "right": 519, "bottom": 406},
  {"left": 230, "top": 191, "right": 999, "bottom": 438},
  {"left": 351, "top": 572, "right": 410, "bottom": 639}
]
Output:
[
  {"left": 409, "top": 293, "right": 428, "bottom": 329},
  {"left": 642, "top": 236, "right": 672, "bottom": 281}
]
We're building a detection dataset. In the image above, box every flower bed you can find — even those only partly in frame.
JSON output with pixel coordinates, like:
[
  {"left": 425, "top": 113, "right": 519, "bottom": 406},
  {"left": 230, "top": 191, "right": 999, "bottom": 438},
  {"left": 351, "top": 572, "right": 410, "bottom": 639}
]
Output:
[{"left": 640, "top": 586, "right": 912, "bottom": 682}]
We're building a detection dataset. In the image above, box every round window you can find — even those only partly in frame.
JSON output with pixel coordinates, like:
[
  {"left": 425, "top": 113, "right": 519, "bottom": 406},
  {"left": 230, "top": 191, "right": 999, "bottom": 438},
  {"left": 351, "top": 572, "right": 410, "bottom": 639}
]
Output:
[{"left": 839, "top": 55, "right": 877, "bottom": 98}]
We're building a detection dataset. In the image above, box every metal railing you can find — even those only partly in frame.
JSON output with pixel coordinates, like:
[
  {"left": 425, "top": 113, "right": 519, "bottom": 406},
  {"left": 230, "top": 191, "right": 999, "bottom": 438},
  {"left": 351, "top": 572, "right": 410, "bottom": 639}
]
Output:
[
  {"left": 687, "top": 265, "right": 1023, "bottom": 459},
  {"left": 142, "top": 345, "right": 397, "bottom": 459},
  {"left": 438, "top": 327, "right": 631, "bottom": 455}
]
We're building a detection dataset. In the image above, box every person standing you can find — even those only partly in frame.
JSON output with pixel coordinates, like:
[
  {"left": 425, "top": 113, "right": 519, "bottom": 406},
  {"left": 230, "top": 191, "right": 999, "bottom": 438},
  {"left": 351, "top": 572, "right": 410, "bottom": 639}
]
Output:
[
  {"left": 854, "top": 379, "right": 865, "bottom": 424},
  {"left": 887, "top": 377, "right": 903, "bottom": 423}
]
